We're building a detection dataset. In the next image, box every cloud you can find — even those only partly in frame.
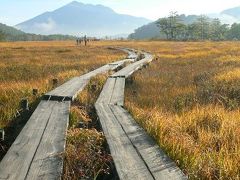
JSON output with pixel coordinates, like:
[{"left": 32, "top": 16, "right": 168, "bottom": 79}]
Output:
[{"left": 33, "top": 18, "right": 56, "bottom": 32}]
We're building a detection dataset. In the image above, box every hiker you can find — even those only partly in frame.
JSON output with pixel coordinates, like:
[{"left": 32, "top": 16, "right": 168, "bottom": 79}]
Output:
[
  {"left": 76, "top": 38, "right": 81, "bottom": 46},
  {"left": 84, "top": 35, "right": 87, "bottom": 46}
]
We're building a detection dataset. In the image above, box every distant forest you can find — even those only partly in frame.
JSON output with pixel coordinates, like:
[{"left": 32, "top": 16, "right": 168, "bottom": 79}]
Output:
[
  {"left": 129, "top": 12, "right": 240, "bottom": 41},
  {"left": 0, "top": 23, "right": 77, "bottom": 41}
]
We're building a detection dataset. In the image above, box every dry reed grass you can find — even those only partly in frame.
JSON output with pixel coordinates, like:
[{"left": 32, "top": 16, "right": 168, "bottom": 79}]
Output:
[
  {"left": 120, "top": 41, "right": 240, "bottom": 179},
  {"left": 0, "top": 41, "right": 124, "bottom": 128}
]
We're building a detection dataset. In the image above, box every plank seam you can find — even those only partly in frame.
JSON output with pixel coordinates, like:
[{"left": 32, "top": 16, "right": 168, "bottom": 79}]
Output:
[
  {"left": 109, "top": 78, "right": 117, "bottom": 104},
  {"left": 108, "top": 104, "right": 156, "bottom": 179},
  {"left": 24, "top": 101, "right": 57, "bottom": 179}
]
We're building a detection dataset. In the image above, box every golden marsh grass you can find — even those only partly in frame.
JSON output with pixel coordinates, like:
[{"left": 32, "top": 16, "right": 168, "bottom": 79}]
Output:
[
  {"left": 121, "top": 41, "right": 240, "bottom": 179},
  {"left": 0, "top": 41, "right": 124, "bottom": 128}
]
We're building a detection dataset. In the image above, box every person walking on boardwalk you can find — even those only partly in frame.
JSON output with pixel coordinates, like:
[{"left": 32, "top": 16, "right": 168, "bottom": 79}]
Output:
[
  {"left": 76, "top": 38, "right": 79, "bottom": 46},
  {"left": 84, "top": 35, "right": 87, "bottom": 46}
]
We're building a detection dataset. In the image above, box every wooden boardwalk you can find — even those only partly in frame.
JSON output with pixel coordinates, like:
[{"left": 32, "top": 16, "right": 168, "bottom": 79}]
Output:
[
  {"left": 44, "top": 58, "right": 134, "bottom": 101},
  {"left": 111, "top": 53, "right": 153, "bottom": 78},
  {"left": 95, "top": 52, "right": 187, "bottom": 179},
  {"left": 0, "top": 48, "right": 137, "bottom": 180},
  {"left": 0, "top": 101, "right": 70, "bottom": 180}
]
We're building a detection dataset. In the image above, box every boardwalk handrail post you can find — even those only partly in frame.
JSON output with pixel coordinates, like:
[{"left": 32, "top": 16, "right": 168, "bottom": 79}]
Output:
[
  {"left": 126, "top": 76, "right": 134, "bottom": 85},
  {"left": 20, "top": 98, "right": 29, "bottom": 111},
  {"left": 52, "top": 78, "right": 58, "bottom": 87},
  {"left": 0, "top": 129, "right": 5, "bottom": 141},
  {"left": 90, "top": 84, "right": 97, "bottom": 92},
  {"left": 32, "top": 89, "right": 38, "bottom": 96}
]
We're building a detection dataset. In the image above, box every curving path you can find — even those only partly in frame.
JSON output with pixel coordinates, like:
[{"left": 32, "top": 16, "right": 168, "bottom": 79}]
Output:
[
  {"left": 0, "top": 48, "right": 137, "bottom": 180},
  {"left": 95, "top": 51, "right": 187, "bottom": 180},
  {"left": 0, "top": 48, "right": 187, "bottom": 180}
]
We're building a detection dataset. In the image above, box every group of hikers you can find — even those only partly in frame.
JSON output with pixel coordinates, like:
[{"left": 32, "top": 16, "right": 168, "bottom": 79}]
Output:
[{"left": 76, "top": 35, "right": 89, "bottom": 46}]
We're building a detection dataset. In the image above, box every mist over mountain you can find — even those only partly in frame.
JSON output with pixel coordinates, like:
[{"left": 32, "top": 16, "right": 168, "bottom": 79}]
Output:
[{"left": 15, "top": 1, "right": 150, "bottom": 37}]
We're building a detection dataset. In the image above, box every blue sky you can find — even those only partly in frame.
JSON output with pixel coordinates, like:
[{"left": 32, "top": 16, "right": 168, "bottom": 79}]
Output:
[{"left": 0, "top": 0, "right": 240, "bottom": 25}]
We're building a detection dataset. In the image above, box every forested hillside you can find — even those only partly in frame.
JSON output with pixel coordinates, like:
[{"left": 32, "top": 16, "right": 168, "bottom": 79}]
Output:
[
  {"left": 129, "top": 13, "right": 240, "bottom": 40},
  {"left": 0, "top": 23, "right": 77, "bottom": 41},
  {"left": 129, "top": 14, "right": 200, "bottom": 39}
]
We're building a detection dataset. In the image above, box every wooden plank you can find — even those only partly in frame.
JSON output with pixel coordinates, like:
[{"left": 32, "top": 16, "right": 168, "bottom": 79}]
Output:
[
  {"left": 96, "top": 78, "right": 116, "bottom": 105},
  {"left": 95, "top": 103, "right": 154, "bottom": 180},
  {"left": 43, "top": 77, "right": 88, "bottom": 101},
  {"left": 110, "top": 105, "right": 187, "bottom": 180},
  {"left": 110, "top": 77, "right": 125, "bottom": 106},
  {"left": 120, "top": 48, "right": 138, "bottom": 59},
  {"left": 95, "top": 49, "right": 187, "bottom": 179},
  {"left": 0, "top": 100, "right": 57, "bottom": 180},
  {"left": 26, "top": 101, "right": 70, "bottom": 180},
  {"left": 109, "top": 58, "right": 133, "bottom": 65},
  {"left": 0, "top": 47, "right": 139, "bottom": 180},
  {"left": 44, "top": 65, "right": 111, "bottom": 101},
  {"left": 43, "top": 58, "right": 133, "bottom": 101},
  {"left": 111, "top": 53, "right": 153, "bottom": 78}
]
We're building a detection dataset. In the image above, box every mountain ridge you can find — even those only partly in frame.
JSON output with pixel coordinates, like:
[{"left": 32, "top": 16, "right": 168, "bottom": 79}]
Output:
[
  {"left": 0, "top": 22, "right": 77, "bottom": 41},
  {"left": 221, "top": 6, "right": 240, "bottom": 18},
  {"left": 129, "top": 14, "right": 200, "bottom": 39},
  {"left": 16, "top": 1, "right": 150, "bottom": 37}
]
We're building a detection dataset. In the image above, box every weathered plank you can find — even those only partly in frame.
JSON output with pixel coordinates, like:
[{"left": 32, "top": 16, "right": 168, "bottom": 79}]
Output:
[
  {"left": 116, "top": 48, "right": 138, "bottom": 59},
  {"left": 44, "top": 58, "right": 135, "bottom": 101},
  {"left": 111, "top": 53, "right": 153, "bottom": 78},
  {"left": 110, "top": 77, "right": 125, "bottom": 106},
  {"left": 0, "top": 100, "right": 58, "bottom": 180},
  {"left": 109, "top": 58, "right": 134, "bottom": 66},
  {"left": 96, "top": 78, "right": 116, "bottom": 105},
  {"left": 0, "top": 47, "right": 138, "bottom": 180},
  {"left": 95, "top": 49, "right": 187, "bottom": 179},
  {"left": 95, "top": 103, "right": 154, "bottom": 180},
  {"left": 110, "top": 105, "right": 187, "bottom": 180},
  {"left": 43, "top": 77, "right": 88, "bottom": 101},
  {"left": 26, "top": 101, "right": 70, "bottom": 180}
]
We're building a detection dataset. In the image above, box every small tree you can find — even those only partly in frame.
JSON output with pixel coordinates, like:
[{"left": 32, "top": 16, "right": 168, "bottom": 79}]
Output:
[
  {"left": 185, "top": 23, "right": 199, "bottom": 40},
  {"left": 195, "top": 15, "right": 210, "bottom": 40},
  {"left": 209, "top": 19, "right": 229, "bottom": 41},
  {"left": 156, "top": 18, "right": 170, "bottom": 39},
  {"left": 156, "top": 11, "right": 186, "bottom": 40},
  {"left": 227, "top": 23, "right": 240, "bottom": 40}
]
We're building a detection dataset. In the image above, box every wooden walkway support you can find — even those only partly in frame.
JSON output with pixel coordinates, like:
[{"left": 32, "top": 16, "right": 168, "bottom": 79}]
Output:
[
  {"left": 0, "top": 48, "right": 137, "bottom": 180},
  {"left": 95, "top": 52, "right": 187, "bottom": 179}
]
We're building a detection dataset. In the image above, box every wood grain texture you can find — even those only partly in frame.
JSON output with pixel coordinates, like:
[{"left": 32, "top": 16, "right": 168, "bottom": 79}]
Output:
[
  {"left": 26, "top": 101, "right": 70, "bottom": 180},
  {"left": 96, "top": 78, "right": 116, "bottom": 105},
  {"left": 110, "top": 77, "right": 125, "bottom": 106},
  {"left": 0, "top": 100, "right": 57, "bottom": 180},
  {"left": 95, "top": 103, "right": 154, "bottom": 180},
  {"left": 111, "top": 53, "right": 153, "bottom": 78},
  {"left": 110, "top": 105, "right": 187, "bottom": 180}
]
